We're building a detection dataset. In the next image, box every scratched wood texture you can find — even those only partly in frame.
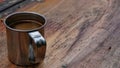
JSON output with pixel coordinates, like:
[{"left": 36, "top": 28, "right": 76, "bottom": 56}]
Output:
[{"left": 0, "top": 0, "right": 120, "bottom": 68}]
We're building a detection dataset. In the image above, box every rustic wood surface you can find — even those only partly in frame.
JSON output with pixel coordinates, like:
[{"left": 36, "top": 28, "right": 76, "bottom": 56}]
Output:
[{"left": 0, "top": 0, "right": 120, "bottom": 68}]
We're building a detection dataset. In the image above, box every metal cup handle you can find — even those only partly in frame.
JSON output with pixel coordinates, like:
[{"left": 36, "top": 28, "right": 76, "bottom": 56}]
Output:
[{"left": 28, "top": 31, "right": 46, "bottom": 63}]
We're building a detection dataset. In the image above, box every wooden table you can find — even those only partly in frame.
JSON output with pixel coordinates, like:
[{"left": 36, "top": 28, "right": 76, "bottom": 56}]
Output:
[{"left": 0, "top": 0, "right": 120, "bottom": 68}]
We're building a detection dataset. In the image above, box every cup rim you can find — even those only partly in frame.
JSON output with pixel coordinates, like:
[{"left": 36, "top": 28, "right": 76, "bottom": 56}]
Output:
[{"left": 4, "top": 11, "right": 47, "bottom": 32}]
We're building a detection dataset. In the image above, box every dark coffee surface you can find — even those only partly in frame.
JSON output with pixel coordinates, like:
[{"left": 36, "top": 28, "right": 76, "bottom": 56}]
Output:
[{"left": 10, "top": 20, "right": 42, "bottom": 30}]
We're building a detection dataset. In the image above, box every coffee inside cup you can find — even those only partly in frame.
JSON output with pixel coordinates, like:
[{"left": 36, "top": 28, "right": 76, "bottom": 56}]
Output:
[{"left": 10, "top": 20, "right": 42, "bottom": 30}]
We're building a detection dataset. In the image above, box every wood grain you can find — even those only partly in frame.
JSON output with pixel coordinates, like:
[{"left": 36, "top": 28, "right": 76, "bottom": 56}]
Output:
[{"left": 0, "top": 0, "right": 120, "bottom": 68}]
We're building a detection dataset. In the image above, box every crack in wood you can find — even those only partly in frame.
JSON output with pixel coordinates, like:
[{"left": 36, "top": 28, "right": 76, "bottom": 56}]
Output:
[{"left": 0, "top": 0, "right": 43, "bottom": 18}]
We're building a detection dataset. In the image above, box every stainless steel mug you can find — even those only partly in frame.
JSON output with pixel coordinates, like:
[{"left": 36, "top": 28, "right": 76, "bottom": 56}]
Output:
[{"left": 4, "top": 12, "right": 47, "bottom": 66}]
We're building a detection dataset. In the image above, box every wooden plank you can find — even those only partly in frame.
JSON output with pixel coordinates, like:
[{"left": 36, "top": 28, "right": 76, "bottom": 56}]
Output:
[{"left": 0, "top": 0, "right": 120, "bottom": 68}]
